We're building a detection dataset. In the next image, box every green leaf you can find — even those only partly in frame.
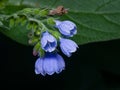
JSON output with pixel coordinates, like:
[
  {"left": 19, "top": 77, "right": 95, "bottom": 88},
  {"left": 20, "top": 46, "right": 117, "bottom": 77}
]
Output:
[
  {"left": 47, "top": 17, "right": 55, "bottom": 25},
  {"left": 0, "top": 25, "right": 29, "bottom": 45},
  {"left": 9, "top": 19, "right": 15, "bottom": 27},
  {"left": 8, "top": 0, "right": 40, "bottom": 7},
  {"left": 26, "top": 0, "right": 120, "bottom": 45},
  {"left": 36, "top": 0, "right": 120, "bottom": 45},
  {"left": 0, "top": 21, "right": 3, "bottom": 26},
  {"left": 1, "top": 0, "right": 120, "bottom": 45},
  {"left": 0, "top": 0, "right": 8, "bottom": 9}
]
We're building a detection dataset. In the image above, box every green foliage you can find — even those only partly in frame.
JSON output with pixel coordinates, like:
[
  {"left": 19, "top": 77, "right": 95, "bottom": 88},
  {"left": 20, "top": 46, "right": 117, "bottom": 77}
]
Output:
[
  {"left": 0, "top": 7, "right": 50, "bottom": 45},
  {"left": 0, "top": 25, "right": 29, "bottom": 45},
  {"left": 0, "top": 21, "right": 3, "bottom": 26},
  {"left": 0, "top": 0, "right": 120, "bottom": 45},
  {"left": 0, "top": 0, "right": 8, "bottom": 9},
  {"left": 38, "top": 0, "right": 120, "bottom": 44}
]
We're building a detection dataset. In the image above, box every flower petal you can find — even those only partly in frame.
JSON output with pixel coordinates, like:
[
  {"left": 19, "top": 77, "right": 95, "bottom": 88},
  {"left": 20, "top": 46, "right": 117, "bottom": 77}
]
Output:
[
  {"left": 43, "top": 53, "right": 58, "bottom": 75},
  {"left": 56, "top": 54, "right": 65, "bottom": 73},
  {"left": 35, "top": 53, "right": 65, "bottom": 76},
  {"left": 62, "top": 21, "right": 76, "bottom": 30},
  {"left": 55, "top": 20, "right": 77, "bottom": 37},
  {"left": 60, "top": 38, "right": 78, "bottom": 57},
  {"left": 60, "top": 43, "right": 71, "bottom": 57},
  {"left": 41, "top": 31, "right": 57, "bottom": 52},
  {"left": 35, "top": 58, "right": 45, "bottom": 76},
  {"left": 44, "top": 42, "right": 56, "bottom": 52}
]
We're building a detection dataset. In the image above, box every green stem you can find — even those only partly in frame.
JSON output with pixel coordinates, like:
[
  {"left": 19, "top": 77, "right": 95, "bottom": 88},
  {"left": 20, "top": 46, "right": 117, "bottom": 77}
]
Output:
[{"left": 39, "top": 21, "right": 48, "bottom": 32}]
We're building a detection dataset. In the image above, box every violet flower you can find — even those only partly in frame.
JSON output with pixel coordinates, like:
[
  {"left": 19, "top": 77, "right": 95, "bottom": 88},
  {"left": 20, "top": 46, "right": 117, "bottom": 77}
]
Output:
[
  {"left": 60, "top": 38, "right": 78, "bottom": 57},
  {"left": 55, "top": 20, "right": 77, "bottom": 37},
  {"left": 35, "top": 53, "right": 65, "bottom": 76},
  {"left": 41, "top": 31, "right": 57, "bottom": 52}
]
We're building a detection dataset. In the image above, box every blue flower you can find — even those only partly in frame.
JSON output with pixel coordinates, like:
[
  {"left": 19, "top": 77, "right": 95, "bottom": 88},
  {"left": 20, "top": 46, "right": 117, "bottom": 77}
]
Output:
[
  {"left": 35, "top": 53, "right": 65, "bottom": 76},
  {"left": 60, "top": 38, "right": 78, "bottom": 57},
  {"left": 41, "top": 31, "right": 57, "bottom": 52},
  {"left": 55, "top": 20, "right": 77, "bottom": 37}
]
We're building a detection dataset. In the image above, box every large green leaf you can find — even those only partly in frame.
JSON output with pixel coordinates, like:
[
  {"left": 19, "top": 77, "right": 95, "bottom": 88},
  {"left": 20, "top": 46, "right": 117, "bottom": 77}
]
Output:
[
  {"left": 36, "top": 0, "right": 120, "bottom": 44},
  {"left": 1, "top": 0, "right": 120, "bottom": 45}
]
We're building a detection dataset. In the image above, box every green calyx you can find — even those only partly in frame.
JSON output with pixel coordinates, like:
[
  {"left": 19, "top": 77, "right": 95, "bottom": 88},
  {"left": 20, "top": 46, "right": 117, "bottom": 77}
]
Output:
[
  {"left": 47, "top": 17, "right": 55, "bottom": 25},
  {"left": 33, "top": 42, "right": 45, "bottom": 57},
  {"left": 49, "top": 30, "right": 61, "bottom": 40}
]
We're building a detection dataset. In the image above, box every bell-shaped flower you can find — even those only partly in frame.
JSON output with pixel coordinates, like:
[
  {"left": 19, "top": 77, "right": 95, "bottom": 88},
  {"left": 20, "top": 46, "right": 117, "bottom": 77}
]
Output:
[
  {"left": 35, "top": 53, "right": 65, "bottom": 76},
  {"left": 41, "top": 31, "right": 57, "bottom": 52},
  {"left": 60, "top": 38, "right": 78, "bottom": 57},
  {"left": 55, "top": 20, "right": 77, "bottom": 37}
]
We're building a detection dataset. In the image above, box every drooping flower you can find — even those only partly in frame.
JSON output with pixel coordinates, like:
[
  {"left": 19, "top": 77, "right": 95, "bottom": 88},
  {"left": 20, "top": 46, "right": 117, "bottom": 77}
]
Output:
[
  {"left": 35, "top": 53, "right": 65, "bottom": 76},
  {"left": 55, "top": 20, "right": 77, "bottom": 37},
  {"left": 41, "top": 31, "right": 57, "bottom": 52},
  {"left": 59, "top": 38, "right": 78, "bottom": 57}
]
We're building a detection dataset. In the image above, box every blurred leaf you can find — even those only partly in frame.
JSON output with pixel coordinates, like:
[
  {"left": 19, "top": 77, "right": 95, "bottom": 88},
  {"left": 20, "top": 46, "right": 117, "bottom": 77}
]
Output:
[
  {"left": 8, "top": 0, "right": 40, "bottom": 7},
  {"left": 0, "top": 0, "right": 8, "bottom": 9},
  {"left": 0, "top": 4, "right": 30, "bottom": 14},
  {"left": 9, "top": 19, "right": 14, "bottom": 27},
  {"left": 0, "top": 21, "right": 3, "bottom": 26}
]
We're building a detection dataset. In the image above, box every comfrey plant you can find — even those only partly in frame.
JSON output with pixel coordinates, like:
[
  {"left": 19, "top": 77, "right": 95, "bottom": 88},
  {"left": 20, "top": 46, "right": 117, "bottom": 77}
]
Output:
[
  {"left": 1, "top": 6, "right": 78, "bottom": 76},
  {"left": 34, "top": 19, "right": 78, "bottom": 76}
]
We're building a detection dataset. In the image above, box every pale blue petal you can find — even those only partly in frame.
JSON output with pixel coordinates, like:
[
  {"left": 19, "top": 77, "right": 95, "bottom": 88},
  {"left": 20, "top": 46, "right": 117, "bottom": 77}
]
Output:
[
  {"left": 71, "top": 27, "right": 77, "bottom": 35},
  {"left": 55, "top": 20, "right": 77, "bottom": 37},
  {"left": 41, "top": 36, "right": 47, "bottom": 48},
  {"left": 66, "top": 39, "right": 78, "bottom": 52},
  {"left": 62, "top": 21, "right": 76, "bottom": 30},
  {"left": 43, "top": 58, "right": 55, "bottom": 75},
  {"left": 44, "top": 42, "right": 56, "bottom": 52},
  {"left": 47, "top": 34, "right": 56, "bottom": 42},
  {"left": 56, "top": 54, "right": 65, "bottom": 73},
  {"left": 35, "top": 58, "right": 45, "bottom": 76},
  {"left": 35, "top": 53, "right": 65, "bottom": 76},
  {"left": 60, "top": 38, "right": 71, "bottom": 57},
  {"left": 60, "top": 38, "right": 78, "bottom": 57},
  {"left": 43, "top": 53, "right": 58, "bottom": 75},
  {"left": 63, "top": 21, "right": 76, "bottom": 27},
  {"left": 60, "top": 44, "right": 71, "bottom": 57},
  {"left": 58, "top": 23, "right": 71, "bottom": 34},
  {"left": 41, "top": 31, "right": 56, "bottom": 47},
  {"left": 43, "top": 32, "right": 56, "bottom": 42},
  {"left": 41, "top": 31, "right": 57, "bottom": 52}
]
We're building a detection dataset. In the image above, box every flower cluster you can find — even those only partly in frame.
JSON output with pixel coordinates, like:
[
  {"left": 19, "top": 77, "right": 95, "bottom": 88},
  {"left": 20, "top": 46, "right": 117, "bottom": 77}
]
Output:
[
  {"left": 34, "top": 20, "right": 78, "bottom": 76},
  {"left": 3, "top": 7, "right": 78, "bottom": 76}
]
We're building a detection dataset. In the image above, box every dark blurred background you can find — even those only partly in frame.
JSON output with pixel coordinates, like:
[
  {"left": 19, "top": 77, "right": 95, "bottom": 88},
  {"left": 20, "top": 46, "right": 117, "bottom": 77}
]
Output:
[{"left": 0, "top": 32, "right": 120, "bottom": 90}]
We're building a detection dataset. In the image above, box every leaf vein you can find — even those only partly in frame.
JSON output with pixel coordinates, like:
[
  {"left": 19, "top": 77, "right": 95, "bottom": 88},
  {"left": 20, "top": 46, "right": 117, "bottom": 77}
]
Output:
[
  {"left": 69, "top": 11, "right": 120, "bottom": 15},
  {"left": 95, "top": 0, "right": 114, "bottom": 11},
  {"left": 103, "top": 15, "right": 120, "bottom": 26},
  {"left": 65, "top": 14, "right": 118, "bottom": 33}
]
